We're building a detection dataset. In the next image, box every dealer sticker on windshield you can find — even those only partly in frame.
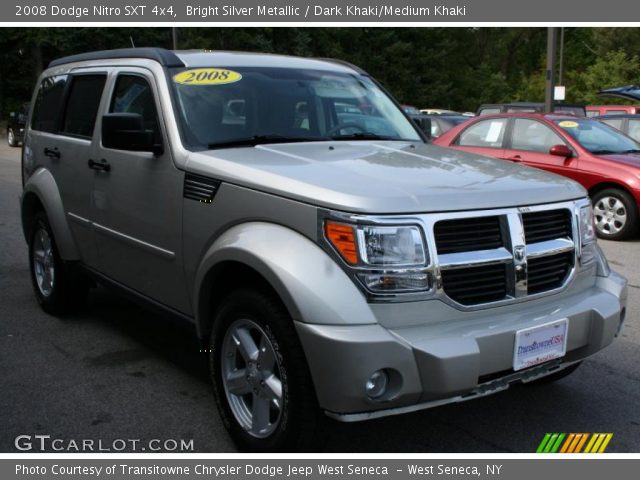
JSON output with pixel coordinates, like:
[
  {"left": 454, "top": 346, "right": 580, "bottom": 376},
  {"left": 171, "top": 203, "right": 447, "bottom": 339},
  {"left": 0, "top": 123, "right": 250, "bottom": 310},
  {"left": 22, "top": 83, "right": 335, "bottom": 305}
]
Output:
[
  {"left": 558, "top": 120, "right": 578, "bottom": 128},
  {"left": 173, "top": 68, "right": 242, "bottom": 86},
  {"left": 513, "top": 319, "right": 568, "bottom": 371}
]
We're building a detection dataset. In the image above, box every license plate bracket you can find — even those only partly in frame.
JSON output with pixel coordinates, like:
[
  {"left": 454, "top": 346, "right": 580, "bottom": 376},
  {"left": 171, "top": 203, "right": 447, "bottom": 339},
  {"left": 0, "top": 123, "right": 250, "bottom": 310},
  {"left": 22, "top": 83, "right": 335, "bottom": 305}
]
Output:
[{"left": 513, "top": 319, "right": 568, "bottom": 371}]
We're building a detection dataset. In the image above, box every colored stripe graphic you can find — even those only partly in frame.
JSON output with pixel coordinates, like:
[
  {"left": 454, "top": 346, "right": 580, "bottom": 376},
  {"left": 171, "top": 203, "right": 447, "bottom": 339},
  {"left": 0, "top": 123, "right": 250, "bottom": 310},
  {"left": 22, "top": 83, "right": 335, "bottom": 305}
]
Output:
[
  {"left": 537, "top": 433, "right": 613, "bottom": 453},
  {"left": 559, "top": 433, "right": 575, "bottom": 453},
  {"left": 574, "top": 433, "right": 589, "bottom": 453}
]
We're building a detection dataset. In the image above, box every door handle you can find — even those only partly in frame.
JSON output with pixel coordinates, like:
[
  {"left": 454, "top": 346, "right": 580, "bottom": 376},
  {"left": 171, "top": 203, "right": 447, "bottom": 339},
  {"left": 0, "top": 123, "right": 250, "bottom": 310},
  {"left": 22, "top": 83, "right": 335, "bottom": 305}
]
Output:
[
  {"left": 44, "top": 147, "right": 60, "bottom": 160},
  {"left": 507, "top": 155, "right": 522, "bottom": 162},
  {"left": 88, "top": 158, "right": 111, "bottom": 172}
]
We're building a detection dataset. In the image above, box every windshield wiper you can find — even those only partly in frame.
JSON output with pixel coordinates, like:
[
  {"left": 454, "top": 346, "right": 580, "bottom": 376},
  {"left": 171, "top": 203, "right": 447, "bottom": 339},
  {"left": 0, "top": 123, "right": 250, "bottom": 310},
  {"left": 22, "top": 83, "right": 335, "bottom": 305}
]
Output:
[
  {"left": 619, "top": 149, "right": 640, "bottom": 154},
  {"left": 207, "top": 135, "right": 328, "bottom": 149},
  {"left": 590, "top": 149, "right": 618, "bottom": 155},
  {"left": 330, "top": 132, "right": 395, "bottom": 141}
]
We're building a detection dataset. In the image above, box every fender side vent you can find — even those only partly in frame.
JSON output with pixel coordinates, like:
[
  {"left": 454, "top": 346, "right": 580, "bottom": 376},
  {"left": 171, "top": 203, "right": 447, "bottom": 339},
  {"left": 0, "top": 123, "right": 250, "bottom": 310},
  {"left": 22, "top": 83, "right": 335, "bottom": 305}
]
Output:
[{"left": 184, "top": 173, "right": 220, "bottom": 203}]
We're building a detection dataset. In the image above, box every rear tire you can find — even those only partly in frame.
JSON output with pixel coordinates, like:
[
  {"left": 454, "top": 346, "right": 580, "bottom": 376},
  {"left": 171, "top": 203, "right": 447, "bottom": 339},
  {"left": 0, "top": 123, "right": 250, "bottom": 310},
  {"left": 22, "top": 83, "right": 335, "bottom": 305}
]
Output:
[
  {"left": 28, "top": 211, "right": 88, "bottom": 314},
  {"left": 592, "top": 188, "right": 639, "bottom": 240},
  {"left": 7, "top": 128, "right": 17, "bottom": 147},
  {"left": 209, "top": 288, "right": 325, "bottom": 452}
]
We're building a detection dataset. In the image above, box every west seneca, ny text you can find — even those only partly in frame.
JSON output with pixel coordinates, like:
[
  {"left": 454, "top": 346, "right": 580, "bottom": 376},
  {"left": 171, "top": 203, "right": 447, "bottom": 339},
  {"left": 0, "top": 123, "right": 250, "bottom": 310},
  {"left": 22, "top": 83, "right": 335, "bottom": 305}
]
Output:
[{"left": 15, "top": 463, "right": 503, "bottom": 477}]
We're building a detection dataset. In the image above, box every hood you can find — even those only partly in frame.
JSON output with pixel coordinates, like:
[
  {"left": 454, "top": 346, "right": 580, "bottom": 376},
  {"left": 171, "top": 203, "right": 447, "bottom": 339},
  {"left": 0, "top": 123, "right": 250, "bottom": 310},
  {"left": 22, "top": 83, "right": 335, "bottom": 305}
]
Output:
[
  {"left": 598, "top": 85, "right": 640, "bottom": 102},
  {"left": 598, "top": 152, "right": 640, "bottom": 168},
  {"left": 186, "top": 141, "right": 586, "bottom": 214}
]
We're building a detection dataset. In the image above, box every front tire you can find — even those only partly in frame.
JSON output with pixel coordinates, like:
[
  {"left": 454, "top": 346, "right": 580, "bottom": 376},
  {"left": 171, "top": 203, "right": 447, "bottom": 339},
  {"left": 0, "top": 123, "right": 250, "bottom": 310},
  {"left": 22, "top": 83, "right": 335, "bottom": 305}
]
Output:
[
  {"left": 28, "top": 211, "right": 88, "bottom": 314},
  {"left": 209, "top": 288, "right": 324, "bottom": 452},
  {"left": 592, "top": 188, "right": 639, "bottom": 240}
]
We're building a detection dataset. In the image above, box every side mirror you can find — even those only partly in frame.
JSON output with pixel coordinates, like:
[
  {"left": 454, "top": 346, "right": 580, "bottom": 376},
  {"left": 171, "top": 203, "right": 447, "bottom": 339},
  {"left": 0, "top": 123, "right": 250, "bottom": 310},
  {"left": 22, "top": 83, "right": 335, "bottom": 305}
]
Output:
[
  {"left": 412, "top": 117, "right": 432, "bottom": 139},
  {"left": 549, "top": 144, "right": 573, "bottom": 158},
  {"left": 102, "top": 113, "right": 163, "bottom": 156}
]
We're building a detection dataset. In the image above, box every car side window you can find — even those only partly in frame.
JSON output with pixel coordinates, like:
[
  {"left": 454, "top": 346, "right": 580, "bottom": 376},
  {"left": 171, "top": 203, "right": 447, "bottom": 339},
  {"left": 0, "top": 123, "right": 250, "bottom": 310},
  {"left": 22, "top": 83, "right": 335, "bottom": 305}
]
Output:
[
  {"left": 61, "top": 75, "right": 107, "bottom": 139},
  {"left": 601, "top": 118, "right": 624, "bottom": 131},
  {"left": 628, "top": 120, "right": 640, "bottom": 141},
  {"left": 457, "top": 118, "right": 508, "bottom": 148},
  {"left": 110, "top": 75, "right": 160, "bottom": 139},
  {"left": 478, "top": 108, "right": 501, "bottom": 116},
  {"left": 430, "top": 120, "right": 442, "bottom": 138},
  {"left": 31, "top": 75, "right": 68, "bottom": 133},
  {"left": 511, "top": 119, "right": 565, "bottom": 153}
]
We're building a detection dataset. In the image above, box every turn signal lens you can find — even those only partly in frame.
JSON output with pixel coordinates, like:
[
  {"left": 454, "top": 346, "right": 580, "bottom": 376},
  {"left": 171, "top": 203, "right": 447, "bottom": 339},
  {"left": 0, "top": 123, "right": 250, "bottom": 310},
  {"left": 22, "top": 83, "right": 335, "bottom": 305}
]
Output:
[{"left": 325, "top": 222, "right": 358, "bottom": 264}]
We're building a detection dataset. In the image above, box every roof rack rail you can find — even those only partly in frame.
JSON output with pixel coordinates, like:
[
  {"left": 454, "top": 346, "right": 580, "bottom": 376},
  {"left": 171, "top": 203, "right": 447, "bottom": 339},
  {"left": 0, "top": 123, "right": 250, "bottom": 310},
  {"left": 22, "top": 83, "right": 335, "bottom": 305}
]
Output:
[
  {"left": 314, "top": 57, "right": 367, "bottom": 75},
  {"left": 48, "top": 48, "right": 185, "bottom": 68}
]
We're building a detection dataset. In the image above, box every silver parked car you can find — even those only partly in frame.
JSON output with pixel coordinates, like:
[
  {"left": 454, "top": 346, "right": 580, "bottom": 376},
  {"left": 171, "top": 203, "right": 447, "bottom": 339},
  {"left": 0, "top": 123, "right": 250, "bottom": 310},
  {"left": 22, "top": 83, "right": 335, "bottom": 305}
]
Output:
[{"left": 21, "top": 48, "right": 627, "bottom": 451}]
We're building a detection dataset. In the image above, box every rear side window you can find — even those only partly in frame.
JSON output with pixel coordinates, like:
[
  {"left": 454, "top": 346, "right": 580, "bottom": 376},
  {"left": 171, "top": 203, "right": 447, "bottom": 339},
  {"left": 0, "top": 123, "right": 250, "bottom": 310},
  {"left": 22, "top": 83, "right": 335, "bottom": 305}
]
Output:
[
  {"left": 601, "top": 118, "right": 624, "bottom": 131},
  {"left": 31, "top": 75, "right": 68, "bottom": 133},
  {"left": 628, "top": 119, "right": 640, "bottom": 141},
  {"left": 457, "top": 118, "right": 508, "bottom": 148},
  {"left": 61, "top": 75, "right": 107, "bottom": 138}
]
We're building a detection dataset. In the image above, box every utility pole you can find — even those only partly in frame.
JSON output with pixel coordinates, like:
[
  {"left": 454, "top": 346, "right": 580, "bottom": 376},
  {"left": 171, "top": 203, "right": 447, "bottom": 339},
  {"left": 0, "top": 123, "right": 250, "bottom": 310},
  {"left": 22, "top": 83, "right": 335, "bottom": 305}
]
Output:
[
  {"left": 558, "top": 27, "right": 565, "bottom": 85},
  {"left": 172, "top": 28, "right": 178, "bottom": 50},
  {"left": 544, "top": 27, "right": 558, "bottom": 113}
]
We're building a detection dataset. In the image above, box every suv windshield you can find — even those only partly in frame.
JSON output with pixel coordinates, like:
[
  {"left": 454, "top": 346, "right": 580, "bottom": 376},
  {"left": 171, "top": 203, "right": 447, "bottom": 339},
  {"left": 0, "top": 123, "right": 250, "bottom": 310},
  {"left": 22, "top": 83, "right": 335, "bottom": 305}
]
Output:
[
  {"left": 170, "top": 66, "right": 422, "bottom": 150},
  {"left": 554, "top": 118, "right": 640, "bottom": 154}
]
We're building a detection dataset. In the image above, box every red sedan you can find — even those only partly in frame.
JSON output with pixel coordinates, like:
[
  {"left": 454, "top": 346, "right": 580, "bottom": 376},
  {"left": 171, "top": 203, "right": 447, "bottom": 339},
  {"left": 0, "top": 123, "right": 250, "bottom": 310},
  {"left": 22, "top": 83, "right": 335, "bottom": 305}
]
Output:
[{"left": 434, "top": 113, "right": 640, "bottom": 240}]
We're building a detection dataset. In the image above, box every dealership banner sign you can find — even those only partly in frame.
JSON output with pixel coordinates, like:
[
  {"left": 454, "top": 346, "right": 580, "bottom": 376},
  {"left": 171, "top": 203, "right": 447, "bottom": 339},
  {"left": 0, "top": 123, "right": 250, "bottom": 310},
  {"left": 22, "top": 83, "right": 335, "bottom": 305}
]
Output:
[
  {"left": 3, "top": 0, "right": 640, "bottom": 22},
  {"left": 3, "top": 458, "right": 640, "bottom": 479}
]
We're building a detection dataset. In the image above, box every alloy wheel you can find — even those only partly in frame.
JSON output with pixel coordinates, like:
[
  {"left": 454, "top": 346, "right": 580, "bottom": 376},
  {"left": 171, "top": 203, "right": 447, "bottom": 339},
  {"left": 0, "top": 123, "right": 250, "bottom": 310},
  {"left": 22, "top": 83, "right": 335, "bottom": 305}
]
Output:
[
  {"left": 594, "top": 196, "right": 627, "bottom": 236},
  {"left": 221, "top": 319, "right": 284, "bottom": 438},
  {"left": 32, "top": 227, "right": 55, "bottom": 297}
]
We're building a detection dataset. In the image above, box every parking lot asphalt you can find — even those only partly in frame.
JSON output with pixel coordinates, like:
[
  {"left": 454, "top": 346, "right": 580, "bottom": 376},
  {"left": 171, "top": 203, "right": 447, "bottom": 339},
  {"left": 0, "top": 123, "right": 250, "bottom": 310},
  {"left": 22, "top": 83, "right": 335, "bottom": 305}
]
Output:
[{"left": 1, "top": 140, "right": 639, "bottom": 453}]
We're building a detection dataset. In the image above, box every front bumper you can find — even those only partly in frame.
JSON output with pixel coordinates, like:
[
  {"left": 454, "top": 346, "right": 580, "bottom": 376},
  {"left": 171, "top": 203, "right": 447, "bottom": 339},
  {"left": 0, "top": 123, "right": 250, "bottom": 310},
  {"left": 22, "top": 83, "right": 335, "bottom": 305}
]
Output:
[{"left": 295, "top": 270, "right": 627, "bottom": 421}]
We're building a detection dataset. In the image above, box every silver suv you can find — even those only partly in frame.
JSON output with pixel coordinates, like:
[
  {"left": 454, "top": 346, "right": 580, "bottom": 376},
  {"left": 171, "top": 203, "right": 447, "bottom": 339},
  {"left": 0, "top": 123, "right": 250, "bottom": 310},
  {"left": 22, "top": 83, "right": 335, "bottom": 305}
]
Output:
[{"left": 21, "top": 48, "right": 628, "bottom": 451}]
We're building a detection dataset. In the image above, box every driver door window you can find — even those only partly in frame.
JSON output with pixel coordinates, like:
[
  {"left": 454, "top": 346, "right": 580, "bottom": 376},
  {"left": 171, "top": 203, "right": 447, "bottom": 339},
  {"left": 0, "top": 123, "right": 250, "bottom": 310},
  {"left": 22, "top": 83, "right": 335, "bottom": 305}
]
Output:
[
  {"left": 510, "top": 118, "right": 565, "bottom": 153},
  {"left": 110, "top": 75, "right": 160, "bottom": 142},
  {"left": 504, "top": 118, "right": 576, "bottom": 178}
]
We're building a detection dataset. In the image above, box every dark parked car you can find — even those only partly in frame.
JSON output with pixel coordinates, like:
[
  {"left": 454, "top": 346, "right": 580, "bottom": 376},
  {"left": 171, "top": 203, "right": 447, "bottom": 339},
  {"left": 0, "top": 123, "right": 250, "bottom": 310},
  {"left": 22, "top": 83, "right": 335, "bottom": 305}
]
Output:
[
  {"left": 477, "top": 102, "right": 586, "bottom": 117},
  {"left": 7, "top": 103, "right": 29, "bottom": 147},
  {"left": 596, "top": 114, "right": 640, "bottom": 143},
  {"left": 434, "top": 113, "right": 640, "bottom": 240}
]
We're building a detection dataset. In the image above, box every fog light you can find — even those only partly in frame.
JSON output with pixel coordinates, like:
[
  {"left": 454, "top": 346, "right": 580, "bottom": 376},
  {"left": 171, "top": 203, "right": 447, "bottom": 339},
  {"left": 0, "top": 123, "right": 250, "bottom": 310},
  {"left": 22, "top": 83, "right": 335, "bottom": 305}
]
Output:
[{"left": 365, "top": 370, "right": 389, "bottom": 399}]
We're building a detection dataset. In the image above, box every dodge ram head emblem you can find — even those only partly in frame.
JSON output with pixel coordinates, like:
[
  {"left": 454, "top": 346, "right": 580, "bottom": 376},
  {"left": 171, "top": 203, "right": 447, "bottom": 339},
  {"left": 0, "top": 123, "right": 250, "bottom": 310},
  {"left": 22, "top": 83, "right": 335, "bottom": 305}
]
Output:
[{"left": 514, "top": 245, "right": 526, "bottom": 261}]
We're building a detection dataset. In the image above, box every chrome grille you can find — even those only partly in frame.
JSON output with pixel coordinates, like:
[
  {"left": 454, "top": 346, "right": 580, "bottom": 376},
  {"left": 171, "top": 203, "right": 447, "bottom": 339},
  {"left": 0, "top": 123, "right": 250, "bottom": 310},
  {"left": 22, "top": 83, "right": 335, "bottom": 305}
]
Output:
[{"left": 435, "top": 204, "right": 578, "bottom": 307}]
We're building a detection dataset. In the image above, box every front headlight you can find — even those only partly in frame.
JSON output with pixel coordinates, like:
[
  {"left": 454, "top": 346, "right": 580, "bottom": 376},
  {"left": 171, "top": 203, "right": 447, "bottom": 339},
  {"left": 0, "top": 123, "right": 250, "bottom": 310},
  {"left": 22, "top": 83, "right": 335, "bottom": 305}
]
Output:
[
  {"left": 579, "top": 203, "right": 597, "bottom": 264},
  {"left": 325, "top": 220, "right": 430, "bottom": 293},
  {"left": 357, "top": 225, "right": 426, "bottom": 266},
  {"left": 579, "top": 204, "right": 596, "bottom": 245}
]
